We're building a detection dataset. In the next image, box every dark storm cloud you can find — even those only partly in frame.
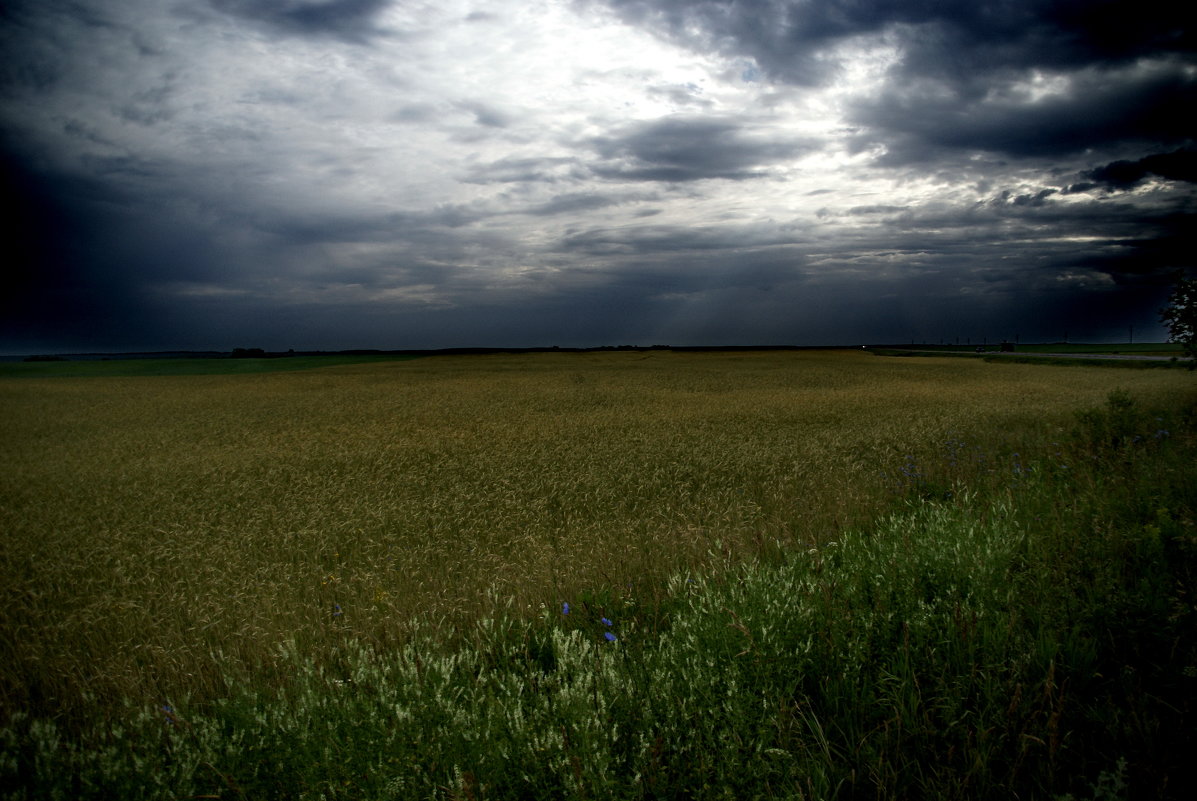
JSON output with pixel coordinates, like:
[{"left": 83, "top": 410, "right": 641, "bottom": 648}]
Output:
[
  {"left": 245, "top": 204, "right": 491, "bottom": 245},
  {"left": 1072, "top": 149, "right": 1197, "bottom": 192},
  {"left": 819, "top": 189, "right": 1197, "bottom": 296},
  {"left": 595, "top": 1, "right": 1194, "bottom": 85},
  {"left": 541, "top": 198, "right": 1180, "bottom": 345},
  {"left": 589, "top": 116, "right": 812, "bottom": 182},
  {"left": 1071, "top": 214, "right": 1197, "bottom": 281},
  {"left": 524, "top": 191, "right": 646, "bottom": 216},
  {"left": 0, "top": 153, "right": 204, "bottom": 348},
  {"left": 593, "top": 0, "right": 1195, "bottom": 319},
  {"left": 454, "top": 100, "right": 513, "bottom": 129},
  {"left": 598, "top": 1, "right": 1196, "bottom": 164},
  {"left": 0, "top": 113, "right": 487, "bottom": 350},
  {"left": 557, "top": 219, "right": 808, "bottom": 258},
  {"left": 670, "top": 180, "right": 1193, "bottom": 343},
  {"left": 2, "top": 0, "right": 1193, "bottom": 354},
  {"left": 847, "top": 205, "right": 908, "bottom": 216},
  {"left": 887, "top": 2, "right": 1193, "bottom": 82},
  {"left": 462, "top": 156, "right": 582, "bottom": 185},
  {"left": 850, "top": 62, "right": 1197, "bottom": 164},
  {"left": 592, "top": 0, "right": 870, "bottom": 86},
  {"left": 0, "top": 1, "right": 124, "bottom": 95},
  {"left": 208, "top": 0, "right": 394, "bottom": 41}
]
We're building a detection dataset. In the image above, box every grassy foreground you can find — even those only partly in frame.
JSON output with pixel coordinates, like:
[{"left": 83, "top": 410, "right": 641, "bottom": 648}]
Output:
[{"left": 1, "top": 352, "right": 1194, "bottom": 798}]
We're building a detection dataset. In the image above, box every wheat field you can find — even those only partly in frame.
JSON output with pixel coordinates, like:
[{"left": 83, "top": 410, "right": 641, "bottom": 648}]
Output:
[{"left": 1, "top": 350, "right": 1192, "bottom": 722}]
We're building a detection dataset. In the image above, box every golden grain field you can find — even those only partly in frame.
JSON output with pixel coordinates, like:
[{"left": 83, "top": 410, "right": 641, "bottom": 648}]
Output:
[{"left": 1, "top": 350, "right": 1191, "bottom": 719}]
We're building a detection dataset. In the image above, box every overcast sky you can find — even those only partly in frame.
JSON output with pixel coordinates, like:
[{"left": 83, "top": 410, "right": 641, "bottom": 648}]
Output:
[{"left": 2, "top": 0, "right": 1194, "bottom": 353}]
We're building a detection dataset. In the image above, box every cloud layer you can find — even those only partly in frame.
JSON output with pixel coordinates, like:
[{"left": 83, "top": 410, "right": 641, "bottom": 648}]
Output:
[{"left": 1, "top": 0, "right": 1193, "bottom": 352}]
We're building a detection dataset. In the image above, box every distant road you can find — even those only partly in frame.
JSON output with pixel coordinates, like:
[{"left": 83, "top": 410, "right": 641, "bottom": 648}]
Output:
[
  {"left": 886, "top": 349, "right": 1190, "bottom": 363},
  {"left": 1002, "top": 352, "right": 1186, "bottom": 361}
]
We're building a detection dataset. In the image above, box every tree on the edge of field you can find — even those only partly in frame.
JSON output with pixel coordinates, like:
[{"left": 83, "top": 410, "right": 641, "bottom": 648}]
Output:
[{"left": 1160, "top": 271, "right": 1197, "bottom": 366}]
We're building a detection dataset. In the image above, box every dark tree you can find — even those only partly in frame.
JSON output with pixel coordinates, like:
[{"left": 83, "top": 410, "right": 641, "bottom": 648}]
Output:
[{"left": 1160, "top": 272, "right": 1197, "bottom": 365}]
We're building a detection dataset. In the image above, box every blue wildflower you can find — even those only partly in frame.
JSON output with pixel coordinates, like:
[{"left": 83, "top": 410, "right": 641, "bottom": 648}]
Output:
[
  {"left": 601, "top": 617, "right": 612, "bottom": 627},
  {"left": 604, "top": 632, "right": 617, "bottom": 642},
  {"left": 562, "top": 602, "right": 570, "bottom": 615},
  {"left": 332, "top": 604, "right": 343, "bottom": 617}
]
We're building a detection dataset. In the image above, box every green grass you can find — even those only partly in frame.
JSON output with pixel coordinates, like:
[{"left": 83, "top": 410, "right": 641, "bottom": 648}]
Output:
[
  {"left": 982, "top": 354, "right": 1187, "bottom": 369},
  {"left": 1007, "top": 342, "right": 1183, "bottom": 355},
  {"left": 879, "top": 343, "right": 1183, "bottom": 354},
  {"left": 872, "top": 343, "right": 1191, "bottom": 369},
  {"left": 1, "top": 352, "right": 1194, "bottom": 798},
  {"left": 0, "top": 354, "right": 417, "bottom": 378}
]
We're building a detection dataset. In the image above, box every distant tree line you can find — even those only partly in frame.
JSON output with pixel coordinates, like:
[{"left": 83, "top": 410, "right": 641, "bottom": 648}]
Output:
[{"left": 229, "top": 348, "right": 297, "bottom": 359}]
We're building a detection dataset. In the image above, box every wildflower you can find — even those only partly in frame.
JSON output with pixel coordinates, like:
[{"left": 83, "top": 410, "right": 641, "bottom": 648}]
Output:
[
  {"left": 332, "top": 604, "right": 343, "bottom": 617},
  {"left": 562, "top": 602, "right": 570, "bottom": 615},
  {"left": 604, "top": 632, "right": 617, "bottom": 642},
  {"left": 601, "top": 617, "right": 612, "bottom": 627}
]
